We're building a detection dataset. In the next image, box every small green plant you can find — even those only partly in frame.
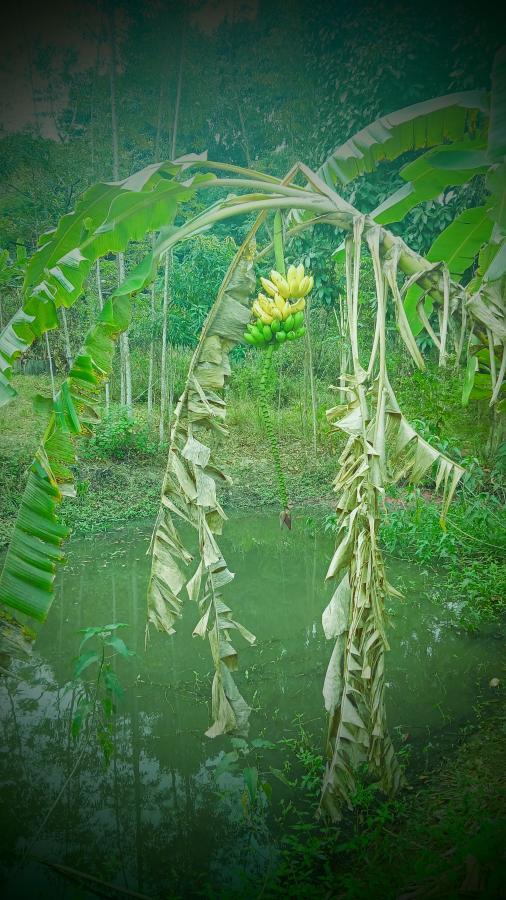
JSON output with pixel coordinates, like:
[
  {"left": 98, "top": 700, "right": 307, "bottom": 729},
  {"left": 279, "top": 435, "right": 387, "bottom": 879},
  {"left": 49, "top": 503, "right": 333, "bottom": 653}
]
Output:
[
  {"left": 80, "top": 406, "right": 160, "bottom": 460},
  {"left": 72, "top": 622, "right": 134, "bottom": 765},
  {"left": 81, "top": 406, "right": 134, "bottom": 460},
  {"left": 445, "top": 560, "right": 506, "bottom": 631},
  {"left": 208, "top": 736, "right": 275, "bottom": 819},
  {"left": 16, "top": 622, "right": 135, "bottom": 863},
  {"left": 279, "top": 725, "right": 324, "bottom": 800}
]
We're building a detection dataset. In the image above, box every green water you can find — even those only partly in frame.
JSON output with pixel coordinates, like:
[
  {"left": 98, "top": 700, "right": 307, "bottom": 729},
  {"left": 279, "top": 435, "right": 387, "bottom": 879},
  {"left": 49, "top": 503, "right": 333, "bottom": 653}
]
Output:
[{"left": 0, "top": 510, "right": 503, "bottom": 898}]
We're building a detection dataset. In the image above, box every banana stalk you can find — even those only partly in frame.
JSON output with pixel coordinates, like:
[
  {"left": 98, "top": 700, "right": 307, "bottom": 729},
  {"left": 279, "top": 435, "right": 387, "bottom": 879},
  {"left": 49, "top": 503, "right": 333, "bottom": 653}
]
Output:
[{"left": 258, "top": 343, "right": 290, "bottom": 525}]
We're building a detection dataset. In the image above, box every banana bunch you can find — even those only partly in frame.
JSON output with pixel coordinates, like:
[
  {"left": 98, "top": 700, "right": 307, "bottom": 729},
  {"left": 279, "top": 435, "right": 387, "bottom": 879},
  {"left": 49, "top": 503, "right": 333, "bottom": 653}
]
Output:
[{"left": 243, "top": 264, "right": 313, "bottom": 348}]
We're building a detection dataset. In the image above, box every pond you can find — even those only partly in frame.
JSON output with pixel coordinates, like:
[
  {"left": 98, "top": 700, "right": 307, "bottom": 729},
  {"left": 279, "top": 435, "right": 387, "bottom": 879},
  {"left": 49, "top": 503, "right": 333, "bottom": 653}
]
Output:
[{"left": 0, "top": 509, "right": 503, "bottom": 898}]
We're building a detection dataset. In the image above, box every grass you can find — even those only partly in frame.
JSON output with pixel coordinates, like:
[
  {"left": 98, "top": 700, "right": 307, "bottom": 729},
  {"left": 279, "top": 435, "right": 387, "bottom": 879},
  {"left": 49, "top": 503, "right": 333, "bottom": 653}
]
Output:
[
  {"left": 0, "top": 355, "right": 502, "bottom": 543},
  {"left": 253, "top": 693, "right": 506, "bottom": 899},
  {"left": 316, "top": 492, "right": 506, "bottom": 631},
  {"left": 0, "top": 372, "right": 340, "bottom": 546}
]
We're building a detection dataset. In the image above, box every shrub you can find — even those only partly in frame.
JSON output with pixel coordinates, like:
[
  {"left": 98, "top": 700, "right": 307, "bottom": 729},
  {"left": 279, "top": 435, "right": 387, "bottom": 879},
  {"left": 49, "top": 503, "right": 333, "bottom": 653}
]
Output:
[{"left": 80, "top": 407, "right": 134, "bottom": 461}]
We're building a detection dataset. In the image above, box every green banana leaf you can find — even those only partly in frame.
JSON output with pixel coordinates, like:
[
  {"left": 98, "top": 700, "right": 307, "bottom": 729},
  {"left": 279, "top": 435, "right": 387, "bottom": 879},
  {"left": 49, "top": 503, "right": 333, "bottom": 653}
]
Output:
[
  {"left": 488, "top": 44, "right": 506, "bottom": 162},
  {"left": 24, "top": 155, "right": 205, "bottom": 292},
  {"left": 318, "top": 91, "right": 489, "bottom": 187},
  {"left": 426, "top": 206, "right": 493, "bottom": 279},
  {"left": 404, "top": 207, "right": 494, "bottom": 336},
  {"left": 428, "top": 148, "right": 489, "bottom": 170},
  {"left": 0, "top": 157, "right": 210, "bottom": 408},
  {"left": 486, "top": 162, "right": 506, "bottom": 233},
  {"left": 462, "top": 354, "right": 479, "bottom": 407},
  {"left": 485, "top": 240, "right": 506, "bottom": 281},
  {"left": 0, "top": 163, "right": 205, "bottom": 635},
  {"left": 467, "top": 235, "right": 503, "bottom": 291},
  {"left": 372, "top": 140, "right": 487, "bottom": 226},
  {"left": 0, "top": 292, "right": 132, "bottom": 642},
  {"left": 468, "top": 371, "right": 494, "bottom": 400}
]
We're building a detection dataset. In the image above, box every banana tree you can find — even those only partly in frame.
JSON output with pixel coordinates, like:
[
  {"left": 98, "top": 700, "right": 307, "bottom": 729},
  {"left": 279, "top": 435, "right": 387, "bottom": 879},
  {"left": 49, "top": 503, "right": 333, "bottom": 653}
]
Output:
[
  {"left": 311, "top": 46, "right": 506, "bottom": 409},
  {"left": 0, "top": 89, "right": 503, "bottom": 817}
]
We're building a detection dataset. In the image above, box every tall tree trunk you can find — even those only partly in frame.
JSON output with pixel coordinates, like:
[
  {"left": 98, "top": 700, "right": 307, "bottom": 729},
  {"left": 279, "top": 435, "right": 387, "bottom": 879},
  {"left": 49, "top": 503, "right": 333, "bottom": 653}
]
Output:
[
  {"left": 159, "top": 251, "right": 170, "bottom": 445},
  {"left": 108, "top": 2, "right": 133, "bottom": 417},
  {"left": 147, "top": 278, "right": 156, "bottom": 420},
  {"left": 96, "top": 260, "right": 110, "bottom": 410},
  {"left": 27, "top": 40, "right": 42, "bottom": 138},
  {"left": 89, "top": 29, "right": 101, "bottom": 179},
  {"left": 117, "top": 253, "right": 132, "bottom": 414},
  {"left": 91, "top": 35, "right": 112, "bottom": 411},
  {"left": 237, "top": 100, "right": 252, "bottom": 168},
  {"left": 147, "top": 62, "right": 167, "bottom": 420},
  {"left": 230, "top": 0, "right": 252, "bottom": 167},
  {"left": 169, "top": 21, "right": 185, "bottom": 162},
  {"left": 158, "top": 17, "right": 185, "bottom": 445}
]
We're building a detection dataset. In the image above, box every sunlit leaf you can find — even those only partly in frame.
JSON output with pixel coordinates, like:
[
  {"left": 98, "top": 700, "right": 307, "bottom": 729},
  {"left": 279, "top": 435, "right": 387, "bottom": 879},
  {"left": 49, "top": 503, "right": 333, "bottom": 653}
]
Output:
[{"left": 318, "top": 91, "right": 489, "bottom": 187}]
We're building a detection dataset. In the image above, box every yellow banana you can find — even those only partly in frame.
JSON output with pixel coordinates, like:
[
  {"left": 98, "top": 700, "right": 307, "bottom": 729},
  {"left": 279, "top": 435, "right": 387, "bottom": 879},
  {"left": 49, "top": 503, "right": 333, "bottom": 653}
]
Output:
[
  {"left": 258, "top": 293, "right": 273, "bottom": 315},
  {"left": 274, "top": 293, "right": 286, "bottom": 315},
  {"left": 255, "top": 264, "right": 311, "bottom": 315},
  {"left": 268, "top": 298, "right": 281, "bottom": 319},
  {"left": 287, "top": 272, "right": 299, "bottom": 296},
  {"left": 260, "top": 277, "right": 278, "bottom": 298},
  {"left": 270, "top": 270, "right": 290, "bottom": 298},
  {"left": 253, "top": 300, "right": 273, "bottom": 324},
  {"left": 298, "top": 275, "right": 310, "bottom": 296}
]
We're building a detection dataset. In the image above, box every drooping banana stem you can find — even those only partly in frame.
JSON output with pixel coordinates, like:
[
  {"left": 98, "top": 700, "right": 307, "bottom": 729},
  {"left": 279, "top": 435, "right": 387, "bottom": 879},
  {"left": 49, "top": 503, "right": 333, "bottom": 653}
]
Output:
[
  {"left": 258, "top": 343, "right": 288, "bottom": 511},
  {"left": 273, "top": 210, "right": 285, "bottom": 276}
]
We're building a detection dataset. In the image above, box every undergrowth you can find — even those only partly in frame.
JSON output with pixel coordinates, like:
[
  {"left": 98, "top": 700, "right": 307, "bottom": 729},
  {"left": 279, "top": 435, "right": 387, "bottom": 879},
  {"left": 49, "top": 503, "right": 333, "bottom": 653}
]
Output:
[{"left": 207, "top": 696, "right": 505, "bottom": 899}]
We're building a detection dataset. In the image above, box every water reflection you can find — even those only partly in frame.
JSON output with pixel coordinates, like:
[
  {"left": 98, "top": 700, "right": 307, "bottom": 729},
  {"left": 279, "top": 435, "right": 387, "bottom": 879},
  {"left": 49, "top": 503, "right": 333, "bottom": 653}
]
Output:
[{"left": 0, "top": 511, "right": 503, "bottom": 897}]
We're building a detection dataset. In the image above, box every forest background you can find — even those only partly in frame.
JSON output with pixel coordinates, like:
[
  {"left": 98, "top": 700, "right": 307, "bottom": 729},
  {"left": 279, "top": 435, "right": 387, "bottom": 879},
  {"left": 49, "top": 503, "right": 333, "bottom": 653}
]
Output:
[{"left": 0, "top": 0, "right": 505, "bottom": 609}]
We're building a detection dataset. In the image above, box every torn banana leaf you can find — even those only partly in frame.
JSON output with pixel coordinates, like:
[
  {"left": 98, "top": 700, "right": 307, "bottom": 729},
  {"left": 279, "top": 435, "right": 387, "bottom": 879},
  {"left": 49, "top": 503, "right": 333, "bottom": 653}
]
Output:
[
  {"left": 0, "top": 293, "right": 132, "bottom": 642},
  {"left": 147, "top": 247, "right": 256, "bottom": 737},
  {"left": 319, "top": 223, "right": 466, "bottom": 820}
]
